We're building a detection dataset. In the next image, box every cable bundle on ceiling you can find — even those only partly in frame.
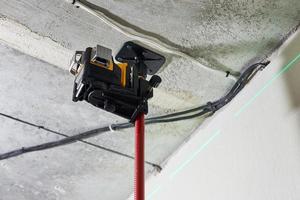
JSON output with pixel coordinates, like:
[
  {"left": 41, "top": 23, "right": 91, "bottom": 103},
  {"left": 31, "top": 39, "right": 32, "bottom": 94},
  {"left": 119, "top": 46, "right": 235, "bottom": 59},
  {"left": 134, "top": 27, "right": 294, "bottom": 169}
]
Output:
[{"left": 0, "top": 61, "right": 269, "bottom": 161}]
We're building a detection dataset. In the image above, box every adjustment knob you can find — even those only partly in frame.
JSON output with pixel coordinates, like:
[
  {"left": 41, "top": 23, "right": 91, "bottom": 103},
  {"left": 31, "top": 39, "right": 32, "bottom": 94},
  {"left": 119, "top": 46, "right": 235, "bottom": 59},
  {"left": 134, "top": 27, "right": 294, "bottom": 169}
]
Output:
[{"left": 149, "top": 75, "right": 162, "bottom": 88}]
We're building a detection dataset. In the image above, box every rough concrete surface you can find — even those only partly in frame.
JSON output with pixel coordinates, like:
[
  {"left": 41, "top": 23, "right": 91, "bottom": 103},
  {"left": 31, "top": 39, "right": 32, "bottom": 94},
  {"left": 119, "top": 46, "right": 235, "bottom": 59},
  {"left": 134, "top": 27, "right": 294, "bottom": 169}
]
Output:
[
  {"left": 0, "top": 43, "right": 152, "bottom": 200},
  {"left": 0, "top": 117, "right": 151, "bottom": 200},
  {"left": 88, "top": 0, "right": 300, "bottom": 72},
  {"left": 0, "top": 0, "right": 299, "bottom": 199},
  {"left": 0, "top": 40, "right": 208, "bottom": 200}
]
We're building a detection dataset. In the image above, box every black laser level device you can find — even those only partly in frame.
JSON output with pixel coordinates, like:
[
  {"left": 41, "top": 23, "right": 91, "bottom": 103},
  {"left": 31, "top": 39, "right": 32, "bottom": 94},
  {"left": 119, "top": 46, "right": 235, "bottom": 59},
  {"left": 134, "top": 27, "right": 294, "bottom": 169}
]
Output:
[{"left": 69, "top": 41, "right": 165, "bottom": 122}]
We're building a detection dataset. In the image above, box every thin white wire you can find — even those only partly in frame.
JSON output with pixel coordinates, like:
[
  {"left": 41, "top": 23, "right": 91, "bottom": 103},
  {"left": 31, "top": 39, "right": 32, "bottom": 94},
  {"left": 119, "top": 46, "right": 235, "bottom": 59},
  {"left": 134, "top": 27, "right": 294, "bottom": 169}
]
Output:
[
  {"left": 108, "top": 124, "right": 115, "bottom": 132},
  {"left": 74, "top": 1, "right": 237, "bottom": 81}
]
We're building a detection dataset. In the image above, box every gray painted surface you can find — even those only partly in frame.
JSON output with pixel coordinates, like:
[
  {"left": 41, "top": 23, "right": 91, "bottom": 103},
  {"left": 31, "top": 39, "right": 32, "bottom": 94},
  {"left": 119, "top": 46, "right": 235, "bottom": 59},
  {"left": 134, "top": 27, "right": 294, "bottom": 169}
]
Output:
[{"left": 0, "top": 0, "right": 299, "bottom": 199}]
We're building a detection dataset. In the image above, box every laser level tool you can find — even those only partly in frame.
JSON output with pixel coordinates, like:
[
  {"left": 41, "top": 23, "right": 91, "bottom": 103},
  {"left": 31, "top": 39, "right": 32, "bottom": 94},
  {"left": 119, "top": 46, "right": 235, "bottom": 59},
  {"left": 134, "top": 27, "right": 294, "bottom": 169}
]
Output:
[
  {"left": 69, "top": 41, "right": 165, "bottom": 122},
  {"left": 69, "top": 41, "right": 165, "bottom": 200}
]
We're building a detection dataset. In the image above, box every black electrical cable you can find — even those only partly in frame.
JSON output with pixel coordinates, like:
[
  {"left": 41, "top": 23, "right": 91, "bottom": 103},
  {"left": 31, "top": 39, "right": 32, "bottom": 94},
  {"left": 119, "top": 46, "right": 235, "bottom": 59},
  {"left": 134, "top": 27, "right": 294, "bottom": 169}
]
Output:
[
  {"left": 143, "top": 62, "right": 269, "bottom": 121},
  {"left": 146, "top": 110, "right": 210, "bottom": 124},
  {"left": 0, "top": 125, "right": 108, "bottom": 160},
  {"left": 146, "top": 105, "right": 208, "bottom": 120},
  {"left": 0, "top": 113, "right": 161, "bottom": 170},
  {"left": 0, "top": 61, "right": 270, "bottom": 161}
]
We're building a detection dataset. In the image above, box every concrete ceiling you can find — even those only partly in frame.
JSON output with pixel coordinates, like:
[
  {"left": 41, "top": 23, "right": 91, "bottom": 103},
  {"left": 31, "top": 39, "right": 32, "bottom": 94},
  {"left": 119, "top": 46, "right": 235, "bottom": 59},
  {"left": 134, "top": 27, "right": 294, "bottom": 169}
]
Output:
[{"left": 0, "top": 0, "right": 299, "bottom": 199}]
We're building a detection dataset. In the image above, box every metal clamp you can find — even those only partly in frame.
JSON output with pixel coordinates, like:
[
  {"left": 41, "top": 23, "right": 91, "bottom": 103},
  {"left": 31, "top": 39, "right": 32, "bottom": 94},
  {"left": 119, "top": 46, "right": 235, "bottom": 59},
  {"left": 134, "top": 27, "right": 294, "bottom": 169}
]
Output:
[{"left": 69, "top": 51, "right": 84, "bottom": 76}]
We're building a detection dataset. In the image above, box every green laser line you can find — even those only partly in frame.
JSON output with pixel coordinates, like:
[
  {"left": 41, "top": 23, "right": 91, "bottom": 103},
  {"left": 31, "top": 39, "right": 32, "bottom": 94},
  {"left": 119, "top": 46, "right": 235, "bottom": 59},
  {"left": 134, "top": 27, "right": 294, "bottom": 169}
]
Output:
[
  {"left": 146, "top": 53, "right": 300, "bottom": 199},
  {"left": 146, "top": 185, "right": 163, "bottom": 200},
  {"left": 169, "top": 129, "right": 221, "bottom": 179},
  {"left": 145, "top": 52, "right": 300, "bottom": 200},
  {"left": 235, "top": 53, "right": 300, "bottom": 117}
]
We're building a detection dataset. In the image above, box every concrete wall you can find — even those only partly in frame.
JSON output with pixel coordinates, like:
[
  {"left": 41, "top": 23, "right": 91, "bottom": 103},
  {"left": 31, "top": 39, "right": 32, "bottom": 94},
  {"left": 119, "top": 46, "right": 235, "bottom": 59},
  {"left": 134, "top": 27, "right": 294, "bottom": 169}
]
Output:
[{"left": 143, "top": 30, "right": 300, "bottom": 200}]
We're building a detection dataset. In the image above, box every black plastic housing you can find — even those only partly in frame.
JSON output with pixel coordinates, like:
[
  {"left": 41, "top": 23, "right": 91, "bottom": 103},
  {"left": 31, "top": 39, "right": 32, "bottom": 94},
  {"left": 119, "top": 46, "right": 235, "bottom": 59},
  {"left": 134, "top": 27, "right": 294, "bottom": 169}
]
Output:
[{"left": 71, "top": 42, "right": 165, "bottom": 122}]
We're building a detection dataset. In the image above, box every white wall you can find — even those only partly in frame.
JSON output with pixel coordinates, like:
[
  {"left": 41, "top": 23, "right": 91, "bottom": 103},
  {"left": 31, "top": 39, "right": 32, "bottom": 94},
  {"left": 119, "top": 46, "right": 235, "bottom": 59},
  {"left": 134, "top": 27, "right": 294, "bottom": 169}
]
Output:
[{"left": 144, "top": 30, "right": 300, "bottom": 200}]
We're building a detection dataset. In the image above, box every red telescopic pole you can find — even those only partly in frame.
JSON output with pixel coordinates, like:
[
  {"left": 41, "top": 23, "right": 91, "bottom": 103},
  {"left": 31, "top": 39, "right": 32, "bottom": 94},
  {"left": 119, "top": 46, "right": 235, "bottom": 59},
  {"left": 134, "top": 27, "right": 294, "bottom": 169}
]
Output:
[{"left": 134, "top": 113, "right": 145, "bottom": 200}]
